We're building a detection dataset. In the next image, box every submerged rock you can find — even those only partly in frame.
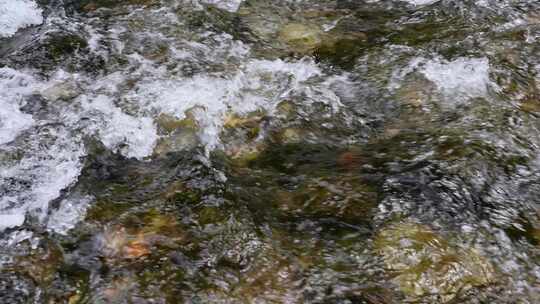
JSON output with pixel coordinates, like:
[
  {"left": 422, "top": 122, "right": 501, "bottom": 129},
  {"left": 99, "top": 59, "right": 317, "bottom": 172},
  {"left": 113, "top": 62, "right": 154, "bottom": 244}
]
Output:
[
  {"left": 222, "top": 111, "right": 266, "bottom": 163},
  {"left": 41, "top": 80, "right": 80, "bottom": 102},
  {"left": 374, "top": 221, "right": 497, "bottom": 302},
  {"left": 314, "top": 31, "right": 368, "bottom": 68},
  {"left": 14, "top": 240, "right": 64, "bottom": 286},
  {"left": 100, "top": 212, "right": 186, "bottom": 261},
  {"left": 278, "top": 127, "right": 303, "bottom": 144},
  {"left": 274, "top": 175, "right": 377, "bottom": 225},
  {"left": 1, "top": 30, "right": 104, "bottom": 74},
  {"left": 336, "top": 148, "right": 364, "bottom": 170},
  {"left": 68, "top": 0, "right": 158, "bottom": 13},
  {"left": 153, "top": 113, "right": 200, "bottom": 156},
  {"left": 520, "top": 97, "right": 540, "bottom": 114},
  {"left": 0, "top": 0, "right": 538, "bottom": 302},
  {"left": 278, "top": 23, "right": 323, "bottom": 54},
  {"left": 394, "top": 74, "right": 438, "bottom": 108},
  {"left": 100, "top": 276, "right": 135, "bottom": 303},
  {"left": 236, "top": 0, "right": 290, "bottom": 42},
  {"left": 236, "top": 0, "right": 369, "bottom": 63},
  {"left": 227, "top": 246, "right": 304, "bottom": 302},
  {"left": 101, "top": 226, "right": 151, "bottom": 259}
]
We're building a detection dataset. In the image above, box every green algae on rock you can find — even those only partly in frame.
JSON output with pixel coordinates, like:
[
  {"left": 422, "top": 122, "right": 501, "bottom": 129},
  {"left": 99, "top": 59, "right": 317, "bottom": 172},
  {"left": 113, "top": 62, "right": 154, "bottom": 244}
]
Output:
[
  {"left": 374, "top": 221, "right": 497, "bottom": 302},
  {"left": 45, "top": 34, "right": 88, "bottom": 61},
  {"left": 278, "top": 23, "right": 324, "bottom": 54},
  {"left": 154, "top": 114, "right": 200, "bottom": 157},
  {"left": 274, "top": 175, "right": 378, "bottom": 225}
]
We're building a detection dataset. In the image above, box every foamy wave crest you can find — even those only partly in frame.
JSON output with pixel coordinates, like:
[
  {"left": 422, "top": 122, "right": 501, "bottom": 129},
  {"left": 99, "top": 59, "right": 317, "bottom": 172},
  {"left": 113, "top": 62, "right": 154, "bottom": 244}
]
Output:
[
  {"left": 390, "top": 56, "right": 496, "bottom": 103},
  {"left": 0, "top": 0, "right": 43, "bottom": 38},
  {"left": 126, "top": 58, "right": 344, "bottom": 153},
  {"left": 0, "top": 68, "right": 36, "bottom": 145}
]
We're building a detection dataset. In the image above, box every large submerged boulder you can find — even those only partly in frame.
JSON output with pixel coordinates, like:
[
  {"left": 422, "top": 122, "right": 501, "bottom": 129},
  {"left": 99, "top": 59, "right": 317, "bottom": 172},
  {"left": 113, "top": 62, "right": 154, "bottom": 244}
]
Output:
[{"left": 374, "top": 221, "right": 497, "bottom": 302}]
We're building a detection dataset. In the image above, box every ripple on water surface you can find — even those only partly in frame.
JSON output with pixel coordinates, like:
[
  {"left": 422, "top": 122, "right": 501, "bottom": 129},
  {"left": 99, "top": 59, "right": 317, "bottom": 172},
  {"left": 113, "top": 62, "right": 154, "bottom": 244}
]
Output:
[{"left": 0, "top": 0, "right": 539, "bottom": 303}]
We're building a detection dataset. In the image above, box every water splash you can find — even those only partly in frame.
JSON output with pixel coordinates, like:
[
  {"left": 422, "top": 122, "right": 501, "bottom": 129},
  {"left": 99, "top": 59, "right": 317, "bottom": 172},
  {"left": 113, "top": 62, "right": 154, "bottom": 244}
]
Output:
[
  {"left": 0, "top": 0, "right": 42, "bottom": 38},
  {"left": 0, "top": 68, "right": 35, "bottom": 145}
]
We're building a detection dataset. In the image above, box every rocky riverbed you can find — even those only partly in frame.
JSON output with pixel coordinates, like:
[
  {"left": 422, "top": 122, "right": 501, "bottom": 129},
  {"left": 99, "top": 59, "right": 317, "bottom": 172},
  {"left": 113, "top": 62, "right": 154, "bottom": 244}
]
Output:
[{"left": 0, "top": 0, "right": 539, "bottom": 303}]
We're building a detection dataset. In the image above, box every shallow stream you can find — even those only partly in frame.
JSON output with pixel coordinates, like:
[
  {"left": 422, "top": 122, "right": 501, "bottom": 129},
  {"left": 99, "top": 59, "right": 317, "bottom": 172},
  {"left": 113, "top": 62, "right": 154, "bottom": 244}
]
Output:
[{"left": 0, "top": 0, "right": 539, "bottom": 303}]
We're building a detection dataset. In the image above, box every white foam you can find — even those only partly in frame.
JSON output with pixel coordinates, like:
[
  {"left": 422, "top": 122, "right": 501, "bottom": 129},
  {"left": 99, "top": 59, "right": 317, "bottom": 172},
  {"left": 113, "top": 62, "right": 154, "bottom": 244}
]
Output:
[
  {"left": 0, "top": 214, "right": 26, "bottom": 230},
  {"left": 0, "top": 0, "right": 43, "bottom": 38},
  {"left": 47, "top": 195, "right": 93, "bottom": 235},
  {"left": 391, "top": 56, "right": 495, "bottom": 103},
  {"left": 0, "top": 102, "right": 34, "bottom": 145},
  {"left": 0, "top": 69, "right": 104, "bottom": 233},
  {"left": 85, "top": 24, "right": 105, "bottom": 54},
  {"left": 1, "top": 229, "right": 36, "bottom": 247},
  {"left": 0, "top": 127, "right": 85, "bottom": 228},
  {"left": 127, "top": 58, "right": 330, "bottom": 153},
  {"left": 80, "top": 94, "right": 158, "bottom": 159},
  {"left": 0, "top": 69, "right": 88, "bottom": 232},
  {"left": 420, "top": 57, "right": 493, "bottom": 99},
  {"left": 199, "top": 0, "right": 244, "bottom": 12},
  {"left": 0, "top": 68, "right": 36, "bottom": 145},
  {"left": 400, "top": 0, "right": 439, "bottom": 5}
]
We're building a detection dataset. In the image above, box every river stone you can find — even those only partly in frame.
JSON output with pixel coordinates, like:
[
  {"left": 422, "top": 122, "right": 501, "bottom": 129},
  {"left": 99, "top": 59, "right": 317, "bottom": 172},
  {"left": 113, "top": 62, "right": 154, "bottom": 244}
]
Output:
[
  {"left": 237, "top": 1, "right": 360, "bottom": 59},
  {"left": 68, "top": 0, "right": 158, "bottom": 12},
  {"left": 394, "top": 74, "right": 439, "bottom": 108},
  {"left": 278, "top": 23, "right": 323, "bottom": 54},
  {"left": 15, "top": 240, "right": 64, "bottom": 285},
  {"left": 520, "top": 97, "right": 540, "bottom": 113},
  {"left": 153, "top": 114, "right": 200, "bottom": 156},
  {"left": 153, "top": 130, "right": 199, "bottom": 156},
  {"left": 221, "top": 111, "right": 266, "bottom": 163},
  {"left": 41, "top": 81, "right": 80, "bottom": 101},
  {"left": 236, "top": 0, "right": 289, "bottom": 42},
  {"left": 374, "top": 222, "right": 497, "bottom": 302},
  {"left": 100, "top": 212, "right": 186, "bottom": 261},
  {"left": 275, "top": 175, "right": 377, "bottom": 225}
]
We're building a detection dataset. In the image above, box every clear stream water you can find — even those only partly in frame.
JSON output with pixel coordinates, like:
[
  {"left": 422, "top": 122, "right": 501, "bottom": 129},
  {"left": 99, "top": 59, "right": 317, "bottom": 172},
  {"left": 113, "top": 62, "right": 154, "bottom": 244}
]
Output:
[{"left": 0, "top": 0, "right": 539, "bottom": 303}]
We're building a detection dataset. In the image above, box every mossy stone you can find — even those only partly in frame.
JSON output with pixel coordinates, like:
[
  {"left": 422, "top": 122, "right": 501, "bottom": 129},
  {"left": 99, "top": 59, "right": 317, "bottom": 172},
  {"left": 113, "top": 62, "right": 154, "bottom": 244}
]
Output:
[
  {"left": 375, "top": 221, "right": 497, "bottom": 302},
  {"left": 314, "top": 32, "right": 368, "bottom": 68},
  {"left": 46, "top": 34, "right": 88, "bottom": 61},
  {"left": 278, "top": 23, "right": 323, "bottom": 54},
  {"left": 78, "top": 0, "right": 158, "bottom": 12}
]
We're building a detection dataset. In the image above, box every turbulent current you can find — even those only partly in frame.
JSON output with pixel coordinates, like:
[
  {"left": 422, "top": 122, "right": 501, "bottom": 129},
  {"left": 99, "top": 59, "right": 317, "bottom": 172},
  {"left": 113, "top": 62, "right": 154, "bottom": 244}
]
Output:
[{"left": 0, "top": 0, "right": 539, "bottom": 303}]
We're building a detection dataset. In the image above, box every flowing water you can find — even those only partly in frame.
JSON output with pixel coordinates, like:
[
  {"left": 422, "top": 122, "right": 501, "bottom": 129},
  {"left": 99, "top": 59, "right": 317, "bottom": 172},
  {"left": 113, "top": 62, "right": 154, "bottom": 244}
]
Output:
[{"left": 0, "top": 0, "right": 539, "bottom": 303}]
